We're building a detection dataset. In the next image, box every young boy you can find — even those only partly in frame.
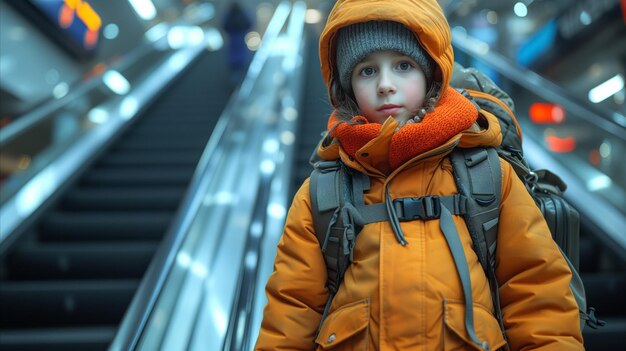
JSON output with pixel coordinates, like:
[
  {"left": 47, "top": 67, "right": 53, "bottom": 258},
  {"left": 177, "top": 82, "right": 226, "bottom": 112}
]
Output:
[{"left": 255, "top": 1, "right": 584, "bottom": 350}]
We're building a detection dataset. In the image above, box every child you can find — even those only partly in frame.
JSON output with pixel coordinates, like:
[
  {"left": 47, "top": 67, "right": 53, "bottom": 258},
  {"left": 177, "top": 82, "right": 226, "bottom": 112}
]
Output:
[{"left": 255, "top": 0, "right": 584, "bottom": 350}]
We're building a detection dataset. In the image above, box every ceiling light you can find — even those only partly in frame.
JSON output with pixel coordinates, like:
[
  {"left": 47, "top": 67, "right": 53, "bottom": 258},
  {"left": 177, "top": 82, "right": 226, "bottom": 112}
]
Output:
[
  {"left": 145, "top": 23, "right": 168, "bottom": 42},
  {"left": 588, "top": 74, "right": 625, "bottom": 103},
  {"left": 305, "top": 9, "right": 322, "bottom": 24},
  {"left": 103, "top": 70, "right": 130, "bottom": 95},
  {"left": 514, "top": 2, "right": 528, "bottom": 17},
  {"left": 599, "top": 141, "right": 612, "bottom": 158},
  {"left": 245, "top": 31, "right": 261, "bottom": 51},
  {"left": 486, "top": 11, "right": 498, "bottom": 24},
  {"left": 128, "top": 0, "right": 157, "bottom": 21},
  {"left": 587, "top": 175, "right": 612, "bottom": 192},
  {"left": 88, "top": 108, "right": 109, "bottom": 124},
  {"left": 579, "top": 11, "right": 592, "bottom": 25},
  {"left": 103, "top": 23, "right": 119, "bottom": 39},
  {"left": 53, "top": 82, "right": 69, "bottom": 99}
]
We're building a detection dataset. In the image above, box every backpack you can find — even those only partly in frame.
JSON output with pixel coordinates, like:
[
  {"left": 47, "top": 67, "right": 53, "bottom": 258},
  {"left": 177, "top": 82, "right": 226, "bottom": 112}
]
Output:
[{"left": 308, "top": 63, "right": 603, "bottom": 348}]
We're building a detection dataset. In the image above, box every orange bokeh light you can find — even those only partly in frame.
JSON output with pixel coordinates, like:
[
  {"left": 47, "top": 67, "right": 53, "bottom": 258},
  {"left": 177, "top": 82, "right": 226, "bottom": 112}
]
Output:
[
  {"left": 589, "top": 149, "right": 601, "bottom": 165},
  {"left": 529, "top": 103, "right": 566, "bottom": 124},
  {"left": 545, "top": 135, "right": 576, "bottom": 153},
  {"left": 59, "top": 4, "right": 75, "bottom": 28}
]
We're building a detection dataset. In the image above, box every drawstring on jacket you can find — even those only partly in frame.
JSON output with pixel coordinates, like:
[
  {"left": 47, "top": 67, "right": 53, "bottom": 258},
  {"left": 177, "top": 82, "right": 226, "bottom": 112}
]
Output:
[{"left": 385, "top": 184, "right": 408, "bottom": 245}]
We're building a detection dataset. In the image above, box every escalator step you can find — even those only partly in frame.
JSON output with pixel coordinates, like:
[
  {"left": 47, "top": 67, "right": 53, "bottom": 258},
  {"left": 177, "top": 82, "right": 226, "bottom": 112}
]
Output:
[
  {"left": 0, "top": 326, "right": 116, "bottom": 351},
  {"left": 129, "top": 124, "right": 214, "bottom": 134},
  {"left": 39, "top": 212, "right": 172, "bottom": 241},
  {"left": 5, "top": 242, "right": 157, "bottom": 280},
  {"left": 120, "top": 135, "right": 208, "bottom": 148},
  {"left": 98, "top": 151, "right": 202, "bottom": 167},
  {"left": 141, "top": 115, "right": 220, "bottom": 125},
  {"left": 113, "top": 138, "right": 207, "bottom": 151},
  {"left": 124, "top": 128, "right": 211, "bottom": 140},
  {"left": 0, "top": 280, "right": 138, "bottom": 328},
  {"left": 582, "top": 273, "right": 626, "bottom": 316},
  {"left": 62, "top": 187, "right": 186, "bottom": 211},
  {"left": 81, "top": 167, "right": 195, "bottom": 186}
]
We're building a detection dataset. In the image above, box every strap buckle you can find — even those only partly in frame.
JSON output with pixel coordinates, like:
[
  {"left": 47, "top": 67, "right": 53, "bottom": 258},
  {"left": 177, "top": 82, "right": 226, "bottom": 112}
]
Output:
[{"left": 394, "top": 196, "right": 441, "bottom": 221}]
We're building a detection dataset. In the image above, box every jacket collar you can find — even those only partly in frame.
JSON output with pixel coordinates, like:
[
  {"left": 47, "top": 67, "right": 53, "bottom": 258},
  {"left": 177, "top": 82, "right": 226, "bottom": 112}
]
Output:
[{"left": 317, "top": 92, "right": 503, "bottom": 177}]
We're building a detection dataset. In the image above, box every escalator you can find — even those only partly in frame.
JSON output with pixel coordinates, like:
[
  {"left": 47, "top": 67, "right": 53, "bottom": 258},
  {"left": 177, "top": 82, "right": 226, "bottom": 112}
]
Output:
[
  {"left": 292, "top": 26, "right": 332, "bottom": 193},
  {"left": 293, "top": 25, "right": 626, "bottom": 351},
  {"left": 0, "top": 50, "right": 231, "bottom": 350}
]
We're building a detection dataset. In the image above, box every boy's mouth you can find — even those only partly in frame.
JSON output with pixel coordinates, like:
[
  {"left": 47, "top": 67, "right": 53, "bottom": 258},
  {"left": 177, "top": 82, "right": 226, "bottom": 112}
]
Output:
[{"left": 377, "top": 104, "right": 401, "bottom": 115}]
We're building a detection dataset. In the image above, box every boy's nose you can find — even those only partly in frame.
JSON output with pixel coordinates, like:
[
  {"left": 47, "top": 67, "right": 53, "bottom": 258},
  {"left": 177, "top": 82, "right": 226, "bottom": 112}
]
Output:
[{"left": 377, "top": 72, "right": 396, "bottom": 95}]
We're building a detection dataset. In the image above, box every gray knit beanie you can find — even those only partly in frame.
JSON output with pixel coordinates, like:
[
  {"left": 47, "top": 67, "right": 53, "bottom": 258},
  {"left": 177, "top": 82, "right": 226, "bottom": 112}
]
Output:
[{"left": 336, "top": 21, "right": 435, "bottom": 94}]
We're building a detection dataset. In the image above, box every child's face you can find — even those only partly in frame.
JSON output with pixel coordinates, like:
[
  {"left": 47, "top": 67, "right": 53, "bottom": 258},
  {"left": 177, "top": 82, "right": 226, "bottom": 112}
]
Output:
[{"left": 351, "top": 50, "right": 427, "bottom": 124}]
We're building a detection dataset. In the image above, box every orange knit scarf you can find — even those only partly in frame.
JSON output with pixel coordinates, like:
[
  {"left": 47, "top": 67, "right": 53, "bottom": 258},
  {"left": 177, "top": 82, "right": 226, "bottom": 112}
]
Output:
[{"left": 329, "top": 87, "right": 478, "bottom": 169}]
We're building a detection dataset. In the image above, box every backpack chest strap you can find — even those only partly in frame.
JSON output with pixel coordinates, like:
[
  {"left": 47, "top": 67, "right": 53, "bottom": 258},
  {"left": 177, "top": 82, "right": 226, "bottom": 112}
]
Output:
[
  {"left": 350, "top": 194, "right": 468, "bottom": 226},
  {"left": 394, "top": 194, "right": 468, "bottom": 221}
]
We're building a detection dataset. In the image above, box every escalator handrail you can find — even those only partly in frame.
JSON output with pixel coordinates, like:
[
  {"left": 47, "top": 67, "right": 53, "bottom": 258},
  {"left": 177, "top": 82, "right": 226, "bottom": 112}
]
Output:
[
  {"left": 221, "top": 4, "right": 307, "bottom": 350},
  {"left": 108, "top": 3, "right": 294, "bottom": 350},
  {"left": 452, "top": 31, "right": 626, "bottom": 141},
  {"left": 0, "top": 34, "right": 212, "bottom": 249},
  {"left": 0, "top": 28, "right": 169, "bottom": 147}
]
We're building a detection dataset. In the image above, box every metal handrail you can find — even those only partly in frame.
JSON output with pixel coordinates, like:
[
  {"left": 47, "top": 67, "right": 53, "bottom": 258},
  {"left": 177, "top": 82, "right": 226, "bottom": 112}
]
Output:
[
  {"left": 221, "top": 4, "right": 307, "bottom": 350},
  {"left": 1, "top": 4, "right": 220, "bottom": 147},
  {"left": 0, "top": 32, "right": 164, "bottom": 146},
  {"left": 108, "top": 2, "right": 294, "bottom": 350},
  {"left": 0, "top": 35, "right": 211, "bottom": 248},
  {"left": 452, "top": 31, "right": 626, "bottom": 141}
]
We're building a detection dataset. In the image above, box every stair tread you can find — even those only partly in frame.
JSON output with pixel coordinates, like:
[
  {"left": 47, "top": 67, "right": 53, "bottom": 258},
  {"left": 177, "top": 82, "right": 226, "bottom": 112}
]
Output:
[
  {"left": 63, "top": 187, "right": 186, "bottom": 211},
  {"left": 39, "top": 212, "right": 173, "bottom": 241},
  {"left": 0, "top": 326, "right": 116, "bottom": 347}
]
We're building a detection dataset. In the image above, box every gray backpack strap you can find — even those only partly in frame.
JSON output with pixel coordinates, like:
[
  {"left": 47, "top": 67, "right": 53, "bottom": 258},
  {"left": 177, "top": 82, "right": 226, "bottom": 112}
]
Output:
[
  {"left": 310, "top": 160, "right": 342, "bottom": 249},
  {"left": 450, "top": 147, "right": 507, "bottom": 342},
  {"left": 310, "top": 160, "right": 347, "bottom": 332},
  {"left": 450, "top": 148, "right": 501, "bottom": 267},
  {"left": 440, "top": 203, "right": 489, "bottom": 350},
  {"left": 310, "top": 161, "right": 368, "bottom": 333}
]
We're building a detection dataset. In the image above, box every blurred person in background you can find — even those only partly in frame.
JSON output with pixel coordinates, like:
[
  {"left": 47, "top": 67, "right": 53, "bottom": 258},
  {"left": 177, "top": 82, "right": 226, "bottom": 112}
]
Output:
[{"left": 222, "top": 1, "right": 253, "bottom": 89}]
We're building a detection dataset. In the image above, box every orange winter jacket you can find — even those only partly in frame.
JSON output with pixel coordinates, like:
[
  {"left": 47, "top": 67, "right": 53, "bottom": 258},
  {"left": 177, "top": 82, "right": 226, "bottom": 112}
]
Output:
[{"left": 255, "top": 1, "right": 584, "bottom": 350}]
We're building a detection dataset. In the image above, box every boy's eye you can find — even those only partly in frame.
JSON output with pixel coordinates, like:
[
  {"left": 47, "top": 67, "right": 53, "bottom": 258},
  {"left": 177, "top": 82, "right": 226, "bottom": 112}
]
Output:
[
  {"left": 360, "top": 67, "right": 376, "bottom": 77},
  {"left": 397, "top": 62, "right": 412, "bottom": 71}
]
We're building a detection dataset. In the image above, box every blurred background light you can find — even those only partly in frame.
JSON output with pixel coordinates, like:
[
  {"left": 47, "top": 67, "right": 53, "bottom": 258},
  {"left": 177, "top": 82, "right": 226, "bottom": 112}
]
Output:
[
  {"left": 588, "top": 74, "right": 625, "bottom": 103},
  {"left": 486, "top": 10, "right": 498, "bottom": 25},
  {"left": 129, "top": 0, "right": 157, "bottom": 21},
  {"left": 103, "top": 70, "right": 130, "bottom": 95},
  {"left": 103, "top": 23, "right": 119, "bottom": 39},
  {"left": 205, "top": 28, "right": 224, "bottom": 51},
  {"left": 145, "top": 23, "right": 168, "bottom": 42},
  {"left": 52, "top": 82, "right": 69, "bottom": 99},
  {"left": 88, "top": 107, "right": 109, "bottom": 124},
  {"left": 587, "top": 175, "right": 612, "bottom": 192},
  {"left": 514, "top": 2, "right": 528, "bottom": 17},
  {"left": 305, "top": 9, "right": 322, "bottom": 24},
  {"left": 545, "top": 135, "right": 576, "bottom": 153},
  {"left": 245, "top": 31, "right": 261, "bottom": 51},
  {"left": 529, "top": 103, "right": 566, "bottom": 124}
]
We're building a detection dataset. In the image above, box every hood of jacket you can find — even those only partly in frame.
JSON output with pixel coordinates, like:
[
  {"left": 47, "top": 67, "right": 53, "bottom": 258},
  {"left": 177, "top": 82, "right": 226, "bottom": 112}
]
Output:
[
  {"left": 320, "top": 0, "right": 454, "bottom": 92},
  {"left": 317, "top": 0, "right": 501, "bottom": 175}
]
